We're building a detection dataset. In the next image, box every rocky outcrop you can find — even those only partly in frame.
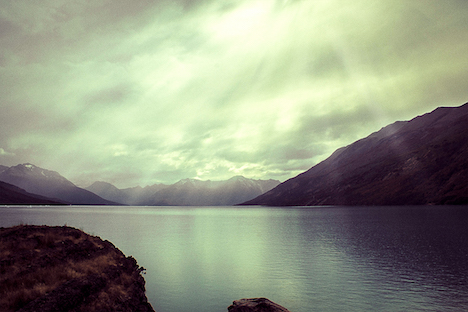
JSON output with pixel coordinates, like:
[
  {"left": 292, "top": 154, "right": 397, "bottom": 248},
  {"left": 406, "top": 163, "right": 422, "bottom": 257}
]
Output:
[
  {"left": 228, "top": 298, "right": 290, "bottom": 312},
  {"left": 0, "top": 225, "right": 154, "bottom": 312}
]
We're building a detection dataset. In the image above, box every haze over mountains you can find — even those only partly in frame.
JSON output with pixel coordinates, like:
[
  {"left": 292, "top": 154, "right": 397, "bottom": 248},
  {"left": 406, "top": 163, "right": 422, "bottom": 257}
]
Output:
[
  {"left": 243, "top": 103, "right": 468, "bottom": 206},
  {"left": 86, "top": 176, "right": 280, "bottom": 206},
  {"left": 0, "top": 164, "right": 280, "bottom": 206},
  {"left": 0, "top": 181, "right": 64, "bottom": 205},
  {"left": 0, "top": 164, "right": 116, "bottom": 205},
  {"left": 1, "top": 103, "right": 467, "bottom": 206}
]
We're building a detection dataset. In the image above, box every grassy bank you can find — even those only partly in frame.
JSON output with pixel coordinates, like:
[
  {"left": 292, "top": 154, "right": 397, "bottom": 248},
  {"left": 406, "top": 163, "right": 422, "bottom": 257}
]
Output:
[{"left": 0, "top": 225, "right": 154, "bottom": 312}]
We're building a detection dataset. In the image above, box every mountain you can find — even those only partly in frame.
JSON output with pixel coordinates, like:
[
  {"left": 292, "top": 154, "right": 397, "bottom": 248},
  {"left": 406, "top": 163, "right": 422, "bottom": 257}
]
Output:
[
  {"left": 242, "top": 103, "right": 468, "bottom": 206},
  {"left": 0, "top": 181, "right": 64, "bottom": 205},
  {"left": 85, "top": 182, "right": 168, "bottom": 205},
  {"left": 150, "top": 176, "right": 280, "bottom": 206},
  {"left": 0, "top": 164, "right": 118, "bottom": 205},
  {"left": 121, "top": 184, "right": 169, "bottom": 205},
  {"left": 86, "top": 176, "right": 280, "bottom": 206},
  {"left": 85, "top": 181, "right": 127, "bottom": 204}
]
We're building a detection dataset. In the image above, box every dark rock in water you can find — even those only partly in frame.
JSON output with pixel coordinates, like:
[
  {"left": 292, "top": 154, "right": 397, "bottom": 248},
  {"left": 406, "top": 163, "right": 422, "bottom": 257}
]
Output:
[
  {"left": 228, "top": 298, "right": 291, "bottom": 312},
  {"left": 0, "top": 225, "right": 154, "bottom": 312}
]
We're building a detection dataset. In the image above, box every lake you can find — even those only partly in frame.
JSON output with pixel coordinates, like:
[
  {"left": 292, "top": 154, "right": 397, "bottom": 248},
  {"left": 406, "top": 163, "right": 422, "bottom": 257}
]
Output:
[{"left": 1, "top": 205, "right": 467, "bottom": 312}]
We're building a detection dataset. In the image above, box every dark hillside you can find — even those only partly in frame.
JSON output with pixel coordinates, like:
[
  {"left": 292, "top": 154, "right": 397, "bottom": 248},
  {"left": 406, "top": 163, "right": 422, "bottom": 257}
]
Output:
[
  {"left": 0, "top": 164, "right": 118, "bottom": 205},
  {"left": 0, "top": 181, "right": 64, "bottom": 205},
  {"left": 242, "top": 103, "right": 468, "bottom": 206}
]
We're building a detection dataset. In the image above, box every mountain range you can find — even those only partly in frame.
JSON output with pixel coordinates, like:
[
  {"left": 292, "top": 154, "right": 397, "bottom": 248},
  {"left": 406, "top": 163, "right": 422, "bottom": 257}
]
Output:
[
  {"left": 85, "top": 176, "right": 280, "bottom": 206},
  {"left": 242, "top": 103, "right": 468, "bottom": 206},
  {"left": 1, "top": 103, "right": 467, "bottom": 206},
  {"left": 0, "top": 181, "right": 64, "bottom": 205},
  {"left": 0, "top": 164, "right": 117, "bottom": 205},
  {"left": 0, "top": 164, "right": 280, "bottom": 206}
]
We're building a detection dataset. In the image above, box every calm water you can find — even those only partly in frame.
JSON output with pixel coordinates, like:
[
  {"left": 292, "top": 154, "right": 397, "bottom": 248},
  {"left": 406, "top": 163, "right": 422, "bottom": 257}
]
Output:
[{"left": 1, "top": 205, "right": 467, "bottom": 312}]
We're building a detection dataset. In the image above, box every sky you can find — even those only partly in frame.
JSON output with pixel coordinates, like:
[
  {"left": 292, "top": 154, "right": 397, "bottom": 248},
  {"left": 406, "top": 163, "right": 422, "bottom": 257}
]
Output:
[{"left": 1, "top": 0, "right": 467, "bottom": 188}]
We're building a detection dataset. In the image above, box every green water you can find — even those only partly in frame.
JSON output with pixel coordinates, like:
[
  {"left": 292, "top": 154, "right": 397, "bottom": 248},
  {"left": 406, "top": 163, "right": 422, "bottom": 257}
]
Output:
[{"left": 1, "top": 205, "right": 467, "bottom": 311}]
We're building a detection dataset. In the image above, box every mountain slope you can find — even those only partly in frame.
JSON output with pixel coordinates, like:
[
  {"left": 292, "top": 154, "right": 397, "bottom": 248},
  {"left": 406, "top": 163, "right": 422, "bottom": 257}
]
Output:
[
  {"left": 85, "top": 181, "right": 128, "bottom": 205},
  {"left": 0, "top": 181, "right": 64, "bottom": 205},
  {"left": 242, "top": 103, "right": 468, "bottom": 206},
  {"left": 0, "top": 164, "right": 118, "bottom": 205},
  {"left": 121, "top": 184, "right": 169, "bottom": 205},
  {"left": 85, "top": 182, "right": 168, "bottom": 206},
  {"left": 87, "top": 176, "right": 280, "bottom": 206},
  {"left": 150, "top": 176, "right": 280, "bottom": 206}
]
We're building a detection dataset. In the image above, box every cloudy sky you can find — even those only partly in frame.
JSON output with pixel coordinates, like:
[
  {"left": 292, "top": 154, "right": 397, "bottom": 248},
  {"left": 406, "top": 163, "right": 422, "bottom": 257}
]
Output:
[{"left": 1, "top": 0, "right": 467, "bottom": 188}]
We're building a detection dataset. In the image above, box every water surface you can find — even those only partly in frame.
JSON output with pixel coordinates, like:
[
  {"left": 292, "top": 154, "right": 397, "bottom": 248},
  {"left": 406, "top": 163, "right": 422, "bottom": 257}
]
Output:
[{"left": 1, "top": 205, "right": 467, "bottom": 312}]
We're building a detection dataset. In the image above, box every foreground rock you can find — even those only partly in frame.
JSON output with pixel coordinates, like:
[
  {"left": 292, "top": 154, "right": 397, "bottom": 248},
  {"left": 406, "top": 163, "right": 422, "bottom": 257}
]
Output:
[
  {"left": 228, "top": 298, "right": 290, "bottom": 312},
  {"left": 0, "top": 225, "right": 154, "bottom": 312}
]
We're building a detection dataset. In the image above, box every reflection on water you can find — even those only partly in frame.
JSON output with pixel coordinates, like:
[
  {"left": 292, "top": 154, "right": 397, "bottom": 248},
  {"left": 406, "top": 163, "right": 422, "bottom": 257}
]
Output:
[{"left": 0, "top": 205, "right": 467, "bottom": 312}]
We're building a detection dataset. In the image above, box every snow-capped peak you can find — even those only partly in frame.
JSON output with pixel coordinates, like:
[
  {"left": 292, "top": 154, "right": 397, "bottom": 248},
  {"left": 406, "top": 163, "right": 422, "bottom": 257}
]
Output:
[{"left": 23, "top": 163, "right": 35, "bottom": 170}]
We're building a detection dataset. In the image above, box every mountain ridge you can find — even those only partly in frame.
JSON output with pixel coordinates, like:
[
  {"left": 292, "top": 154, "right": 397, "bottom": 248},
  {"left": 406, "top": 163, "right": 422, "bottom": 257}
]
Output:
[
  {"left": 0, "top": 164, "right": 118, "bottom": 205},
  {"left": 86, "top": 176, "right": 280, "bottom": 206},
  {"left": 242, "top": 103, "right": 468, "bottom": 206},
  {"left": 0, "top": 181, "right": 65, "bottom": 205},
  {"left": 3, "top": 103, "right": 465, "bottom": 206},
  {"left": 0, "top": 163, "right": 280, "bottom": 206}
]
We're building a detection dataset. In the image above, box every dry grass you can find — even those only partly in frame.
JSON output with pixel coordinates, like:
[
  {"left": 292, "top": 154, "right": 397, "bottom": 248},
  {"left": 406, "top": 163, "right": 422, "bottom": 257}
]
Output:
[
  {"left": 81, "top": 276, "right": 131, "bottom": 311},
  {"left": 0, "top": 259, "right": 76, "bottom": 311},
  {"left": 66, "top": 253, "right": 120, "bottom": 277},
  {"left": 0, "top": 225, "right": 151, "bottom": 312}
]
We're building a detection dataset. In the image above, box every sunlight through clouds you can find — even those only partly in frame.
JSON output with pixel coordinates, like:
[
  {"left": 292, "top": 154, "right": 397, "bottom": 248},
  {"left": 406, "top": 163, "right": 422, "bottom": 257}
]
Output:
[
  {"left": 0, "top": 0, "right": 467, "bottom": 187},
  {"left": 208, "top": 1, "right": 271, "bottom": 39}
]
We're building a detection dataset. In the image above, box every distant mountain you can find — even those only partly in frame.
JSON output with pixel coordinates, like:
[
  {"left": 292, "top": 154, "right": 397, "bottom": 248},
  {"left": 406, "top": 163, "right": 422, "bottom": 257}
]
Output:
[
  {"left": 121, "top": 184, "right": 169, "bottom": 205},
  {"left": 150, "top": 176, "right": 280, "bottom": 206},
  {"left": 85, "top": 181, "right": 126, "bottom": 204},
  {"left": 242, "top": 103, "right": 468, "bottom": 206},
  {"left": 86, "top": 176, "right": 280, "bottom": 206},
  {"left": 0, "top": 164, "right": 118, "bottom": 205},
  {"left": 85, "top": 181, "right": 168, "bottom": 205},
  {"left": 0, "top": 181, "right": 64, "bottom": 205}
]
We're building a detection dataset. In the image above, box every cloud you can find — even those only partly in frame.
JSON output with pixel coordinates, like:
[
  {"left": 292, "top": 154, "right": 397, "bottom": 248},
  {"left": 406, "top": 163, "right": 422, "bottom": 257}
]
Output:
[
  {"left": 1, "top": 0, "right": 467, "bottom": 187},
  {"left": 0, "top": 148, "right": 14, "bottom": 156}
]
